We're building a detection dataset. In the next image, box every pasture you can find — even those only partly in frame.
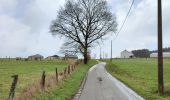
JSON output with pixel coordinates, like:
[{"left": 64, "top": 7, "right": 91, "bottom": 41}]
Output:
[
  {"left": 106, "top": 58, "right": 170, "bottom": 100},
  {"left": 0, "top": 59, "right": 68, "bottom": 99}
]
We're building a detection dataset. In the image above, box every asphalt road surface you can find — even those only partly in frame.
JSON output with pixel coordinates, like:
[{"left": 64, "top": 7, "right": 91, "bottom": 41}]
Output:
[{"left": 74, "top": 62, "right": 144, "bottom": 100}]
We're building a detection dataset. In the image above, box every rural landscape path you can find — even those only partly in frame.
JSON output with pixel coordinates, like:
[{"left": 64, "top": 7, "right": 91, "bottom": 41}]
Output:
[{"left": 73, "top": 62, "right": 144, "bottom": 100}]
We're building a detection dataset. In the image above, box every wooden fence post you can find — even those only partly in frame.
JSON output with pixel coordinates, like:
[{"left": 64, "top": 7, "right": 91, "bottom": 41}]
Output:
[
  {"left": 8, "top": 75, "right": 18, "bottom": 100},
  {"left": 41, "top": 71, "right": 46, "bottom": 88},
  {"left": 56, "top": 68, "right": 58, "bottom": 82},
  {"left": 68, "top": 65, "right": 70, "bottom": 74}
]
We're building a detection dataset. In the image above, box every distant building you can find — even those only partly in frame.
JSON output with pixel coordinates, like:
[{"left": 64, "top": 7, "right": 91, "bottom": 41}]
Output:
[
  {"left": 16, "top": 57, "right": 22, "bottom": 60},
  {"left": 65, "top": 54, "right": 78, "bottom": 60},
  {"left": 121, "top": 50, "right": 134, "bottom": 58},
  {"left": 150, "top": 52, "right": 170, "bottom": 58},
  {"left": 46, "top": 55, "right": 60, "bottom": 60},
  {"left": 28, "top": 54, "right": 43, "bottom": 60}
]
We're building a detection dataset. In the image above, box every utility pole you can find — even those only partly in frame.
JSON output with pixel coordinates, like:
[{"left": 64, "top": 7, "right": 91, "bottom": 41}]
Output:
[
  {"left": 111, "top": 40, "right": 112, "bottom": 61},
  {"left": 157, "top": 0, "right": 164, "bottom": 95}
]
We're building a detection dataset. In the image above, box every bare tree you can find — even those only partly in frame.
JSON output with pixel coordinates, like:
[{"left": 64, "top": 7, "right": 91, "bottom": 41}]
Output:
[
  {"left": 50, "top": 0, "right": 117, "bottom": 64},
  {"left": 59, "top": 39, "right": 80, "bottom": 54}
]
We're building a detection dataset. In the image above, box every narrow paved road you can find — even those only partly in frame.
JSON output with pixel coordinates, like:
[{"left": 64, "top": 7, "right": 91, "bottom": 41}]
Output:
[{"left": 75, "top": 62, "right": 144, "bottom": 100}]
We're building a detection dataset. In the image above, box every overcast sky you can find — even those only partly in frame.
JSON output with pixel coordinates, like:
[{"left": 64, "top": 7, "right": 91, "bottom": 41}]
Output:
[{"left": 0, "top": 0, "right": 169, "bottom": 58}]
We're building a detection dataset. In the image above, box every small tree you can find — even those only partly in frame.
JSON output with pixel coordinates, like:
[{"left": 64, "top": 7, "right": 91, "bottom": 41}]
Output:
[{"left": 50, "top": 0, "right": 117, "bottom": 64}]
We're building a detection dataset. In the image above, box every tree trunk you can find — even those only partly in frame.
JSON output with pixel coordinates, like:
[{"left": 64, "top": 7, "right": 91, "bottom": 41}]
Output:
[
  {"left": 84, "top": 55, "right": 88, "bottom": 64},
  {"left": 83, "top": 47, "right": 88, "bottom": 64}
]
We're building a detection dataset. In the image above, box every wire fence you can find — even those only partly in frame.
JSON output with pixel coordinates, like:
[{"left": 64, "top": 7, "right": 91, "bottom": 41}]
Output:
[{"left": 0, "top": 59, "right": 81, "bottom": 100}]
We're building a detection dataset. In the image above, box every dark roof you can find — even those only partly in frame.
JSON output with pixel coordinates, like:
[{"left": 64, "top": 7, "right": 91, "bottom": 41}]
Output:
[
  {"left": 51, "top": 55, "right": 59, "bottom": 57},
  {"left": 29, "top": 54, "right": 43, "bottom": 58},
  {"left": 65, "top": 54, "right": 78, "bottom": 58}
]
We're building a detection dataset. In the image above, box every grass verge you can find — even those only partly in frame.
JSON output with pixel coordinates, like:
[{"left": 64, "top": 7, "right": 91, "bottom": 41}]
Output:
[
  {"left": 0, "top": 60, "right": 67, "bottom": 99},
  {"left": 32, "top": 60, "right": 97, "bottom": 100},
  {"left": 105, "top": 59, "right": 170, "bottom": 100}
]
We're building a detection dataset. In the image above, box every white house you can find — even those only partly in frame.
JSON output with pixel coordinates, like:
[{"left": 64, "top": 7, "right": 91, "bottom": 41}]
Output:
[
  {"left": 150, "top": 52, "right": 170, "bottom": 58},
  {"left": 120, "top": 50, "right": 134, "bottom": 58}
]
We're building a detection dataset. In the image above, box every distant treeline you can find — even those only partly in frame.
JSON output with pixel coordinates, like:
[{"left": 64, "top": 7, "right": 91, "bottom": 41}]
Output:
[
  {"left": 150, "top": 47, "right": 170, "bottom": 53},
  {"left": 131, "top": 47, "right": 170, "bottom": 58},
  {"left": 132, "top": 49, "right": 150, "bottom": 58}
]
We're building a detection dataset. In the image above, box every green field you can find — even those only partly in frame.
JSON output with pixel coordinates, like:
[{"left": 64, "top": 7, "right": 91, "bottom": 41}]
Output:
[
  {"left": 106, "top": 58, "right": 170, "bottom": 100},
  {"left": 32, "top": 60, "right": 96, "bottom": 100},
  {"left": 0, "top": 59, "right": 68, "bottom": 99}
]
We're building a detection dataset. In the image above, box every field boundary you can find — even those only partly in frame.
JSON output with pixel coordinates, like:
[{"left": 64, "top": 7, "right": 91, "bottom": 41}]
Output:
[
  {"left": 7, "top": 61, "right": 81, "bottom": 100},
  {"left": 72, "top": 72, "right": 88, "bottom": 100}
]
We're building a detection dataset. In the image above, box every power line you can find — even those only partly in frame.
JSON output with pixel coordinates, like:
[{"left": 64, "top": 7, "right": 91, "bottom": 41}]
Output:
[{"left": 112, "top": 0, "right": 135, "bottom": 41}]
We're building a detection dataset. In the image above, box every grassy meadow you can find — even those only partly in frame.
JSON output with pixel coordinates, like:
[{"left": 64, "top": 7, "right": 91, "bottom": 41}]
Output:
[
  {"left": 32, "top": 60, "right": 97, "bottom": 100},
  {"left": 0, "top": 59, "right": 68, "bottom": 99},
  {"left": 106, "top": 58, "right": 170, "bottom": 100}
]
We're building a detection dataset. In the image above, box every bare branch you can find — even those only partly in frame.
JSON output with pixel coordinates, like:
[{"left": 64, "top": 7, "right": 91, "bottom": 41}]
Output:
[{"left": 50, "top": 0, "right": 117, "bottom": 64}]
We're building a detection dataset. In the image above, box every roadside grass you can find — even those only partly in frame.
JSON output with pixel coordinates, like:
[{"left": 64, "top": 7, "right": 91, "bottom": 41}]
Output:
[
  {"left": 105, "top": 58, "right": 170, "bottom": 100},
  {"left": 32, "top": 60, "right": 97, "bottom": 100},
  {"left": 0, "top": 59, "right": 67, "bottom": 100}
]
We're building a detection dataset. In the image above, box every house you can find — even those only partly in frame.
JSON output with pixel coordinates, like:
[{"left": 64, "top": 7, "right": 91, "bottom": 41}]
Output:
[
  {"left": 150, "top": 52, "right": 170, "bottom": 58},
  {"left": 28, "top": 54, "right": 43, "bottom": 61},
  {"left": 65, "top": 54, "right": 78, "bottom": 60},
  {"left": 121, "top": 50, "right": 134, "bottom": 58},
  {"left": 46, "top": 55, "right": 60, "bottom": 60},
  {"left": 16, "top": 57, "right": 22, "bottom": 60}
]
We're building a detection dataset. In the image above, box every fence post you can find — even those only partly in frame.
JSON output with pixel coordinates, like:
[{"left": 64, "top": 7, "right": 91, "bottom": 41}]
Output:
[
  {"left": 41, "top": 71, "right": 46, "bottom": 89},
  {"left": 8, "top": 75, "right": 18, "bottom": 100},
  {"left": 68, "top": 65, "right": 70, "bottom": 74},
  {"left": 56, "top": 68, "right": 58, "bottom": 82}
]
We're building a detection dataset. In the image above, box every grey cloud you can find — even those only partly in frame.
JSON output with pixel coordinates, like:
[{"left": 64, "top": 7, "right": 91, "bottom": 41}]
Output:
[
  {"left": 0, "top": 0, "right": 169, "bottom": 58},
  {"left": 0, "top": 0, "right": 65, "bottom": 57},
  {"left": 92, "top": 0, "right": 170, "bottom": 58},
  {"left": 0, "top": 0, "right": 18, "bottom": 14}
]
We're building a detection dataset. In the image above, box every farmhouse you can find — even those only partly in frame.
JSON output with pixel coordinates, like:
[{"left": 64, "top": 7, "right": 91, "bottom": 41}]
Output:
[
  {"left": 46, "top": 55, "right": 60, "bottom": 60},
  {"left": 28, "top": 54, "right": 44, "bottom": 60},
  {"left": 16, "top": 57, "right": 22, "bottom": 60},
  {"left": 65, "top": 54, "right": 78, "bottom": 60},
  {"left": 121, "top": 50, "right": 134, "bottom": 58},
  {"left": 150, "top": 52, "right": 170, "bottom": 58}
]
